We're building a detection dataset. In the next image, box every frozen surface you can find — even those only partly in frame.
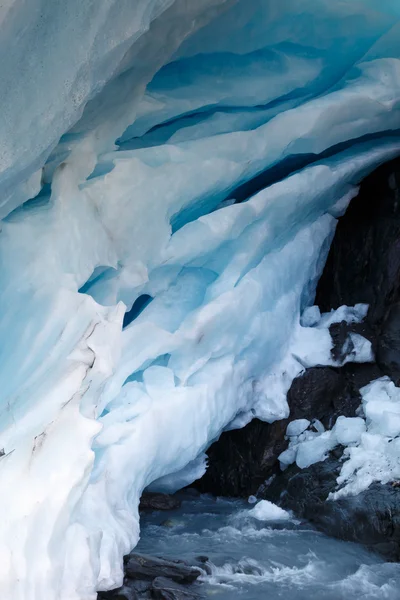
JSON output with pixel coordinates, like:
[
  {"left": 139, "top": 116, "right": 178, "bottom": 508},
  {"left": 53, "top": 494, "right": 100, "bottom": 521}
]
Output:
[
  {"left": 0, "top": 0, "right": 399, "bottom": 599},
  {"left": 280, "top": 377, "right": 400, "bottom": 500}
]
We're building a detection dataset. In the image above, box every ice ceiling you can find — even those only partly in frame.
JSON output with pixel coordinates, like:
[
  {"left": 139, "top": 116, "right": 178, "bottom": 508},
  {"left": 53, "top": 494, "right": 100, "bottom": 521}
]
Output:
[{"left": 0, "top": 1, "right": 399, "bottom": 598}]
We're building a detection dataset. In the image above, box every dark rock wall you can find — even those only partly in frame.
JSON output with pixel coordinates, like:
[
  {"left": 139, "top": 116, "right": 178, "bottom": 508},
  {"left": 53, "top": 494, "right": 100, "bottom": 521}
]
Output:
[
  {"left": 316, "top": 157, "right": 400, "bottom": 324},
  {"left": 316, "top": 157, "right": 400, "bottom": 382},
  {"left": 195, "top": 418, "right": 288, "bottom": 497}
]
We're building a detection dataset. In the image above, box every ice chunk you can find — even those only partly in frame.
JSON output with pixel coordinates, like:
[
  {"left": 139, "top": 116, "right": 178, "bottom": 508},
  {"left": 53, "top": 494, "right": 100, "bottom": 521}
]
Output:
[
  {"left": 296, "top": 431, "right": 337, "bottom": 469},
  {"left": 348, "top": 333, "right": 374, "bottom": 364},
  {"left": 278, "top": 446, "right": 298, "bottom": 467},
  {"left": 300, "top": 306, "right": 321, "bottom": 327},
  {"left": 362, "top": 377, "right": 400, "bottom": 437},
  {"left": 286, "top": 419, "right": 310, "bottom": 437},
  {"left": 333, "top": 416, "right": 366, "bottom": 445},
  {"left": 249, "top": 500, "right": 290, "bottom": 521},
  {"left": 311, "top": 419, "right": 325, "bottom": 434}
]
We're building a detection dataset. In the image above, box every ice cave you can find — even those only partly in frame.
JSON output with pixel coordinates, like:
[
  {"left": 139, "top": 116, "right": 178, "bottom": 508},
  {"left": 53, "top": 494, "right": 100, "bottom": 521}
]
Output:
[{"left": 0, "top": 1, "right": 400, "bottom": 599}]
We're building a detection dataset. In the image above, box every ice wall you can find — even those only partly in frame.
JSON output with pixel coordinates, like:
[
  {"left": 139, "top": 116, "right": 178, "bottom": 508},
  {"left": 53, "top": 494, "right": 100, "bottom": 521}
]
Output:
[{"left": 0, "top": 1, "right": 399, "bottom": 598}]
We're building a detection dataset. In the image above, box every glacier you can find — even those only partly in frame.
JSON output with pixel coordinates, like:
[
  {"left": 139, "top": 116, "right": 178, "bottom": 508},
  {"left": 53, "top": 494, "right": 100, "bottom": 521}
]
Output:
[{"left": 0, "top": 0, "right": 400, "bottom": 598}]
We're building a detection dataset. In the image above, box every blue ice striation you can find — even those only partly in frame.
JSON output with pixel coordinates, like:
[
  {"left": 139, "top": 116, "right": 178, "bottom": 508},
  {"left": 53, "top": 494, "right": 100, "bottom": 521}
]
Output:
[{"left": 0, "top": 1, "right": 399, "bottom": 598}]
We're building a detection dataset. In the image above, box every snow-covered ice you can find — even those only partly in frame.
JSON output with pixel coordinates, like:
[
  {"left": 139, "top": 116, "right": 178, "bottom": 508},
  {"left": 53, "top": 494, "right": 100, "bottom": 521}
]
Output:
[{"left": 0, "top": 0, "right": 399, "bottom": 598}]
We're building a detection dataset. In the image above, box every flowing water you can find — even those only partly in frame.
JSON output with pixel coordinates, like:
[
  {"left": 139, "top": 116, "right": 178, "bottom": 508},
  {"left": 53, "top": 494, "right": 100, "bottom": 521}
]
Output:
[{"left": 136, "top": 493, "right": 400, "bottom": 599}]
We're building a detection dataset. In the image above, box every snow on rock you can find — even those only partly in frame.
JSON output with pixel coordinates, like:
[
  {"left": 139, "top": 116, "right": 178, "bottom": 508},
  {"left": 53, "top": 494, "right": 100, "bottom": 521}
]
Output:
[
  {"left": 332, "top": 377, "right": 400, "bottom": 499},
  {"left": 0, "top": 0, "right": 399, "bottom": 599},
  {"left": 279, "top": 376, "right": 400, "bottom": 500},
  {"left": 296, "top": 431, "right": 338, "bottom": 469},
  {"left": 248, "top": 500, "right": 290, "bottom": 521}
]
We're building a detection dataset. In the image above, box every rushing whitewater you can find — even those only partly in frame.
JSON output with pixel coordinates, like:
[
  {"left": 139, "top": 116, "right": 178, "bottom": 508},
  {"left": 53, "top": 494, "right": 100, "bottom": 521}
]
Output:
[{"left": 0, "top": 1, "right": 400, "bottom": 598}]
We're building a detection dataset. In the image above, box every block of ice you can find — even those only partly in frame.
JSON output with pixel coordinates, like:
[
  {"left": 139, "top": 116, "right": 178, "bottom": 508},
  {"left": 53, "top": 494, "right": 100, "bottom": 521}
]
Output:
[
  {"left": 295, "top": 431, "right": 337, "bottom": 469},
  {"left": 333, "top": 416, "right": 366, "bottom": 445},
  {"left": 300, "top": 306, "right": 321, "bottom": 328},
  {"left": 249, "top": 500, "right": 290, "bottom": 521},
  {"left": 278, "top": 446, "right": 298, "bottom": 467},
  {"left": 311, "top": 419, "right": 325, "bottom": 434},
  {"left": 286, "top": 419, "right": 311, "bottom": 437},
  {"left": 362, "top": 377, "right": 400, "bottom": 437}
]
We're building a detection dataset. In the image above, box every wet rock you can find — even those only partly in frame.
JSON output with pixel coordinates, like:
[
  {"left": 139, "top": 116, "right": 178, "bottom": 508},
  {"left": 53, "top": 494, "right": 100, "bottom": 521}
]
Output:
[
  {"left": 265, "top": 452, "right": 342, "bottom": 515},
  {"left": 151, "top": 577, "right": 201, "bottom": 600},
  {"left": 329, "top": 321, "right": 354, "bottom": 362},
  {"left": 140, "top": 493, "right": 181, "bottom": 512},
  {"left": 195, "top": 417, "right": 289, "bottom": 497},
  {"left": 376, "top": 302, "right": 400, "bottom": 384},
  {"left": 98, "top": 584, "right": 139, "bottom": 600},
  {"left": 263, "top": 452, "right": 400, "bottom": 561},
  {"left": 288, "top": 367, "right": 344, "bottom": 422},
  {"left": 129, "top": 580, "right": 152, "bottom": 594},
  {"left": 125, "top": 554, "right": 201, "bottom": 584},
  {"left": 193, "top": 556, "right": 211, "bottom": 575},
  {"left": 314, "top": 483, "right": 400, "bottom": 561}
]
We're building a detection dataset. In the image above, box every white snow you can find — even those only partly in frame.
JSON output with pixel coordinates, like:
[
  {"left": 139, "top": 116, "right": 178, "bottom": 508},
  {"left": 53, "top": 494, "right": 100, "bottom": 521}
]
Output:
[{"left": 249, "top": 500, "right": 290, "bottom": 521}]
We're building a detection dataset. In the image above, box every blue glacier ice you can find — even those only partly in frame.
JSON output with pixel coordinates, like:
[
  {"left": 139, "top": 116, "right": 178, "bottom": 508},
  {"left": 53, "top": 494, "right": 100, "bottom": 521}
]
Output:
[{"left": 0, "top": 1, "right": 399, "bottom": 599}]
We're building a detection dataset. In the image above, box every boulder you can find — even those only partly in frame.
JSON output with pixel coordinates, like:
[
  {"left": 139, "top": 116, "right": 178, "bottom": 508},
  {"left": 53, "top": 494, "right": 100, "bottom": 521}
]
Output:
[
  {"left": 124, "top": 554, "right": 201, "bottom": 584},
  {"left": 288, "top": 367, "right": 346, "bottom": 424},
  {"left": 151, "top": 577, "right": 201, "bottom": 600},
  {"left": 98, "top": 585, "right": 139, "bottom": 600},
  {"left": 140, "top": 493, "right": 181, "bottom": 512}
]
